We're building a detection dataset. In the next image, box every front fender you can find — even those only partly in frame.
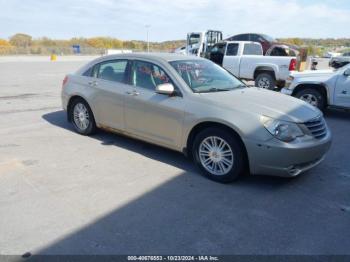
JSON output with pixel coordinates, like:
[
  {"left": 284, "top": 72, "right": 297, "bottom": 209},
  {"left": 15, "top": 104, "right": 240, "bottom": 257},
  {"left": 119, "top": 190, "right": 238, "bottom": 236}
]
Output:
[
  {"left": 291, "top": 80, "right": 332, "bottom": 105},
  {"left": 180, "top": 108, "right": 271, "bottom": 152}
]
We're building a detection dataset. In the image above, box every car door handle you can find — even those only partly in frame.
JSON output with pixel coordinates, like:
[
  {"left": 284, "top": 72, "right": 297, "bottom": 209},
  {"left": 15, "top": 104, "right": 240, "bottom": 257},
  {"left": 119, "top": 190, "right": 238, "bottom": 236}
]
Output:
[
  {"left": 342, "top": 90, "right": 347, "bottom": 95},
  {"left": 88, "top": 80, "right": 98, "bottom": 87},
  {"left": 126, "top": 90, "right": 140, "bottom": 96}
]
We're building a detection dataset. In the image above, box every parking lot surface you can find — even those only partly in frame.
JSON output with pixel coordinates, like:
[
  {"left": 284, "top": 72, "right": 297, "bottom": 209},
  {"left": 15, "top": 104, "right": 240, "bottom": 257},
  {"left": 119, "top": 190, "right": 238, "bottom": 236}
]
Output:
[{"left": 0, "top": 57, "right": 349, "bottom": 255}]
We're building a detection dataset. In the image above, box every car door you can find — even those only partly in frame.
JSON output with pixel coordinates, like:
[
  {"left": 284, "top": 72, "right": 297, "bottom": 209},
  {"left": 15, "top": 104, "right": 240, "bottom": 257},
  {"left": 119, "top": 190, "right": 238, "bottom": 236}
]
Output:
[
  {"left": 91, "top": 59, "right": 130, "bottom": 130},
  {"left": 239, "top": 43, "right": 264, "bottom": 79},
  {"left": 222, "top": 43, "right": 240, "bottom": 77},
  {"left": 334, "top": 67, "right": 350, "bottom": 107},
  {"left": 124, "top": 60, "right": 185, "bottom": 149},
  {"left": 210, "top": 43, "right": 226, "bottom": 66}
]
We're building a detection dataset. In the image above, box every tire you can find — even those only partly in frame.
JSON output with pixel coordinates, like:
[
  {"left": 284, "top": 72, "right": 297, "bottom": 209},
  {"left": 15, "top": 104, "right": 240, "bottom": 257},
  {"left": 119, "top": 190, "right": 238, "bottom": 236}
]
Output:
[
  {"left": 69, "top": 98, "right": 97, "bottom": 135},
  {"left": 295, "top": 88, "right": 326, "bottom": 111},
  {"left": 255, "top": 73, "right": 276, "bottom": 90},
  {"left": 192, "top": 128, "right": 246, "bottom": 183}
]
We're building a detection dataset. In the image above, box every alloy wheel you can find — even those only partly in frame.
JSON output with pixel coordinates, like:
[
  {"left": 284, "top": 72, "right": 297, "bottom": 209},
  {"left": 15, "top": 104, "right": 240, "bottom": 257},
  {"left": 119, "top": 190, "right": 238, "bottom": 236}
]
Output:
[
  {"left": 300, "top": 94, "right": 318, "bottom": 107},
  {"left": 198, "top": 136, "right": 234, "bottom": 176},
  {"left": 73, "top": 103, "right": 90, "bottom": 131},
  {"left": 257, "top": 77, "right": 271, "bottom": 89}
]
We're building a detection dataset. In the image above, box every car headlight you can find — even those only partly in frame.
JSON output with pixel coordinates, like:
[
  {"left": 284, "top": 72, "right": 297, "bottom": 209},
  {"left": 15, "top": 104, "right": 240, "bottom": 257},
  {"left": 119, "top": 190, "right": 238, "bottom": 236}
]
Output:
[
  {"left": 285, "top": 76, "right": 294, "bottom": 88},
  {"left": 286, "top": 76, "right": 294, "bottom": 82},
  {"left": 260, "top": 116, "right": 304, "bottom": 142}
]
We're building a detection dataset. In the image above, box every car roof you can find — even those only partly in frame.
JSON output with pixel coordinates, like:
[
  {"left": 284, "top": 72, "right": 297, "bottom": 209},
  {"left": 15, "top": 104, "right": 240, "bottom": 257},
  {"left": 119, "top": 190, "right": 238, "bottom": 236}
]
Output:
[
  {"left": 75, "top": 53, "right": 205, "bottom": 76},
  {"left": 98, "top": 52, "right": 204, "bottom": 63},
  {"left": 223, "top": 41, "right": 260, "bottom": 44}
]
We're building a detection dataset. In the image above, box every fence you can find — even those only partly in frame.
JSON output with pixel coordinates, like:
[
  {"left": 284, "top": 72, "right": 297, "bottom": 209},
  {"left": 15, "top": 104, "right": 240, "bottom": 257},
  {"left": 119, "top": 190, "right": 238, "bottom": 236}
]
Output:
[{"left": 0, "top": 46, "right": 175, "bottom": 56}]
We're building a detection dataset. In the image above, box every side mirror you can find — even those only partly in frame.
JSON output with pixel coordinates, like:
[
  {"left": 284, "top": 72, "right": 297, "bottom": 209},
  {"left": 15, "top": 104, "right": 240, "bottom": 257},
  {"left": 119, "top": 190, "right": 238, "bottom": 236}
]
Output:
[
  {"left": 156, "top": 83, "right": 175, "bottom": 95},
  {"left": 344, "top": 68, "right": 350, "bottom": 77}
]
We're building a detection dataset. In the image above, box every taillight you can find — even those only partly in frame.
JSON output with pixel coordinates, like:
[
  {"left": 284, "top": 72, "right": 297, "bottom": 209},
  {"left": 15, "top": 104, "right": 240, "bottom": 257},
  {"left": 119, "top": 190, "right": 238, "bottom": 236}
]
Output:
[
  {"left": 62, "top": 76, "right": 68, "bottom": 88},
  {"left": 289, "top": 58, "right": 297, "bottom": 71}
]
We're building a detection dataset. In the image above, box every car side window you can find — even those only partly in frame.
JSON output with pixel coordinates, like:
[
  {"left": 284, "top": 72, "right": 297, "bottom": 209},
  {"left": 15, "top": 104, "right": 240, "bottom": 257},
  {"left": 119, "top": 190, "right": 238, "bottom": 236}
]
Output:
[
  {"left": 96, "top": 60, "right": 128, "bottom": 83},
  {"left": 82, "top": 67, "right": 93, "bottom": 77},
  {"left": 243, "top": 43, "right": 262, "bottom": 55},
  {"left": 226, "top": 43, "right": 239, "bottom": 56},
  {"left": 250, "top": 34, "right": 262, "bottom": 42},
  {"left": 250, "top": 34, "right": 257, "bottom": 41},
  {"left": 211, "top": 43, "right": 226, "bottom": 54},
  {"left": 228, "top": 34, "right": 248, "bottom": 41},
  {"left": 131, "top": 61, "right": 172, "bottom": 91}
]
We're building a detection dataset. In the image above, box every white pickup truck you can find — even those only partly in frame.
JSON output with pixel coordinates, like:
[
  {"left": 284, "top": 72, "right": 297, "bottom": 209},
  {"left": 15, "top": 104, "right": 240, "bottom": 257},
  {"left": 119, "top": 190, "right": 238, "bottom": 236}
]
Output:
[{"left": 209, "top": 41, "right": 297, "bottom": 89}]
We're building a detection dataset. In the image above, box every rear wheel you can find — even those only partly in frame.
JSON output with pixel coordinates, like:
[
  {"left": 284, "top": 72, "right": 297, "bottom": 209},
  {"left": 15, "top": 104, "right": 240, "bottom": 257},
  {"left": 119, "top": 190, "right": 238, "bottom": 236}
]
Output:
[
  {"left": 255, "top": 73, "right": 276, "bottom": 90},
  {"left": 192, "top": 128, "right": 246, "bottom": 183},
  {"left": 70, "top": 98, "right": 97, "bottom": 135},
  {"left": 295, "top": 88, "right": 326, "bottom": 111}
]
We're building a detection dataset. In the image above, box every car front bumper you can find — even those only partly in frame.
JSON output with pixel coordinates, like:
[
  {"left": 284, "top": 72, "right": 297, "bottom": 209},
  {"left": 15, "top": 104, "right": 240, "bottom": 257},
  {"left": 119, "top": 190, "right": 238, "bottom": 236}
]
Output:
[
  {"left": 281, "top": 88, "right": 293, "bottom": 96},
  {"left": 244, "top": 131, "right": 332, "bottom": 177},
  {"left": 61, "top": 92, "right": 69, "bottom": 111}
]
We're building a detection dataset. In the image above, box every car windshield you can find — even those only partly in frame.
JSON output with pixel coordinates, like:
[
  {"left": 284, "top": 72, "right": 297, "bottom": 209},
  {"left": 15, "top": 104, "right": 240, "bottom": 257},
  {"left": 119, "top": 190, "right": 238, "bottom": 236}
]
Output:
[
  {"left": 261, "top": 34, "right": 276, "bottom": 42},
  {"left": 189, "top": 34, "right": 200, "bottom": 45},
  {"left": 169, "top": 60, "right": 245, "bottom": 93}
]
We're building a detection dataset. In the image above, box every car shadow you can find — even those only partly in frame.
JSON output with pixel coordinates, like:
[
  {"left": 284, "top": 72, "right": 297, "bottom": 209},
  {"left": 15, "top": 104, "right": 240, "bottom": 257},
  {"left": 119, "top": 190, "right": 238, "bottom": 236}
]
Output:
[
  {"left": 42, "top": 110, "right": 298, "bottom": 189},
  {"left": 42, "top": 110, "right": 196, "bottom": 174},
  {"left": 324, "top": 107, "right": 350, "bottom": 120},
  {"left": 22, "top": 168, "right": 348, "bottom": 256}
]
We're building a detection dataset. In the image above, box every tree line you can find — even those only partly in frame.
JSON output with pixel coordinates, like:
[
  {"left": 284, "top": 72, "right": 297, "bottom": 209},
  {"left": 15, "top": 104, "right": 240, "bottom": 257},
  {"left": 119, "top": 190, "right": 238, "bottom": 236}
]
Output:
[
  {"left": 0, "top": 33, "right": 186, "bottom": 55},
  {"left": 277, "top": 38, "right": 350, "bottom": 56},
  {"left": 1, "top": 33, "right": 349, "bottom": 56}
]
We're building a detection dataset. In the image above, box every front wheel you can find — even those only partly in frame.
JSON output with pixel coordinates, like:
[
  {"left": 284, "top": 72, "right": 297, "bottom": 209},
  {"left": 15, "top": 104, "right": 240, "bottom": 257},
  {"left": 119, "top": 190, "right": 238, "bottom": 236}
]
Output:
[
  {"left": 192, "top": 128, "right": 246, "bottom": 183},
  {"left": 255, "top": 73, "right": 276, "bottom": 90},
  {"left": 295, "top": 88, "right": 326, "bottom": 111}
]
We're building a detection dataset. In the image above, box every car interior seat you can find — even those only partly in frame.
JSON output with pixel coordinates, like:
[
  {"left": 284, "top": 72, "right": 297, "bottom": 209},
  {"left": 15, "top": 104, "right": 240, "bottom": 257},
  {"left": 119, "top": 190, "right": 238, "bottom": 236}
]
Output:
[{"left": 100, "top": 66, "right": 116, "bottom": 82}]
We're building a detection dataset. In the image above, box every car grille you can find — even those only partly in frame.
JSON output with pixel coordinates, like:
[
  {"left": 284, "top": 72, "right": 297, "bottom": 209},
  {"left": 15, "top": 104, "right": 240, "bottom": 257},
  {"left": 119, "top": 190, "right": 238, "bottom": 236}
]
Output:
[{"left": 304, "top": 116, "right": 327, "bottom": 139}]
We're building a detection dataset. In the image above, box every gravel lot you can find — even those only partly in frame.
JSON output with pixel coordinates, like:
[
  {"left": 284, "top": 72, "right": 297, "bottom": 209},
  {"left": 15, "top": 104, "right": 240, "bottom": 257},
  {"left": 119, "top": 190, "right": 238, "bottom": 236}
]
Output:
[{"left": 0, "top": 56, "right": 349, "bottom": 256}]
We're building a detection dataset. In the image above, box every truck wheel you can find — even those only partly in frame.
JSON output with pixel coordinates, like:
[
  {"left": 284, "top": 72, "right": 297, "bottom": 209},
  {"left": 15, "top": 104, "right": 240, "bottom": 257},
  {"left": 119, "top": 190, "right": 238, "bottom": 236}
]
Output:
[
  {"left": 255, "top": 73, "right": 276, "bottom": 90},
  {"left": 295, "top": 88, "right": 326, "bottom": 110},
  {"left": 192, "top": 128, "right": 245, "bottom": 183}
]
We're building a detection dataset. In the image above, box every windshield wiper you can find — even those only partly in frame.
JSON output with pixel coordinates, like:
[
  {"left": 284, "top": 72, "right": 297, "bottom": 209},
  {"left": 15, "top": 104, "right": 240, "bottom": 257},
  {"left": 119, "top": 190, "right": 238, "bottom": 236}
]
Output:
[{"left": 198, "top": 87, "right": 233, "bottom": 93}]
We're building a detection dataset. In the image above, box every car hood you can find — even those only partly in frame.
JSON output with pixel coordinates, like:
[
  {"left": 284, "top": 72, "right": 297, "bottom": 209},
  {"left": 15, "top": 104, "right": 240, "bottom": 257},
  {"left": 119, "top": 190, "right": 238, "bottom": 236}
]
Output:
[
  {"left": 290, "top": 70, "right": 335, "bottom": 83},
  {"left": 199, "top": 87, "right": 321, "bottom": 123},
  {"left": 331, "top": 56, "right": 350, "bottom": 61},
  {"left": 291, "top": 70, "right": 334, "bottom": 78}
]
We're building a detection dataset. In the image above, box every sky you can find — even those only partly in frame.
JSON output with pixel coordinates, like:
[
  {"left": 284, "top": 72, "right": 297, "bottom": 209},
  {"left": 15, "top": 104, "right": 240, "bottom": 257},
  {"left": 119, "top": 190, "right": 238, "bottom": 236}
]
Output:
[{"left": 0, "top": 0, "right": 349, "bottom": 41}]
